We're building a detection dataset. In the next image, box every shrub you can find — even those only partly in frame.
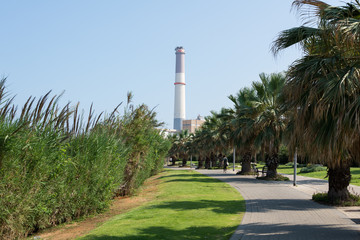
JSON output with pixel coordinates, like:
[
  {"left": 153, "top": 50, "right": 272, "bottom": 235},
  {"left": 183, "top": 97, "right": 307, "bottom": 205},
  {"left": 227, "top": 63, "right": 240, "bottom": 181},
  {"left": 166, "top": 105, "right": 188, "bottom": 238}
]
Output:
[
  {"left": 257, "top": 174, "right": 290, "bottom": 181},
  {"left": 313, "top": 192, "right": 360, "bottom": 206},
  {"left": 285, "top": 162, "right": 307, "bottom": 168},
  {"left": 300, "top": 164, "right": 327, "bottom": 173}
]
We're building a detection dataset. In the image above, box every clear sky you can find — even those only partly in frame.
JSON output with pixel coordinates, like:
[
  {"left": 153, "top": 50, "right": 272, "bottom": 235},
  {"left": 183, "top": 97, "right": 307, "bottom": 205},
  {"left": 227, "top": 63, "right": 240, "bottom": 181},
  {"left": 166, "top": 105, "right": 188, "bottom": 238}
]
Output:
[{"left": 0, "top": 0, "right": 345, "bottom": 129}]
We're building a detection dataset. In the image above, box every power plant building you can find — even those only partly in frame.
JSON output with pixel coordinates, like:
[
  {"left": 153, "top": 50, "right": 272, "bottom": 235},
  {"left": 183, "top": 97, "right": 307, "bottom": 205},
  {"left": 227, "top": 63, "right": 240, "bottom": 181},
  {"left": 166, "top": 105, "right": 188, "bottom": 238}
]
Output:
[{"left": 182, "top": 115, "right": 205, "bottom": 133}]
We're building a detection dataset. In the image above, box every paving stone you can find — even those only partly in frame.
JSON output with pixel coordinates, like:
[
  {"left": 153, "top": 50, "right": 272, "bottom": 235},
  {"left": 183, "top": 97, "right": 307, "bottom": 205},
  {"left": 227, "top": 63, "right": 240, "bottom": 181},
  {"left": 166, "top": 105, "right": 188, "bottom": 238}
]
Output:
[{"left": 196, "top": 169, "right": 360, "bottom": 240}]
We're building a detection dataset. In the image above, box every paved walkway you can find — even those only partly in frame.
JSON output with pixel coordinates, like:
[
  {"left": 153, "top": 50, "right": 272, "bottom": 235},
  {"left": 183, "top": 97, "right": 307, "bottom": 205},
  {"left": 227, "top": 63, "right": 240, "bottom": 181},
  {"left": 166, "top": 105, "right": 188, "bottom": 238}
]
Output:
[{"left": 195, "top": 169, "right": 360, "bottom": 240}]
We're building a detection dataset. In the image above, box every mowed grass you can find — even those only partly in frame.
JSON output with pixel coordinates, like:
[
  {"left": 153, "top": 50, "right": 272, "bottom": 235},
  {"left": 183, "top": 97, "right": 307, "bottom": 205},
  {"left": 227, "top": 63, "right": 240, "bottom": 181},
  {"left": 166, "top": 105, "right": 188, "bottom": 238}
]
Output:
[
  {"left": 273, "top": 164, "right": 360, "bottom": 186},
  {"left": 78, "top": 169, "right": 245, "bottom": 240}
]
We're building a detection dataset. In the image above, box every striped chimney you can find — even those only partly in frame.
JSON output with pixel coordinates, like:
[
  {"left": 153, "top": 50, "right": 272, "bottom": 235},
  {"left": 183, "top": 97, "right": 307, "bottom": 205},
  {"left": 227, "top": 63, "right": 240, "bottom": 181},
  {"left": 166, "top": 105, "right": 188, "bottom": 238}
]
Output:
[{"left": 174, "top": 46, "right": 186, "bottom": 131}]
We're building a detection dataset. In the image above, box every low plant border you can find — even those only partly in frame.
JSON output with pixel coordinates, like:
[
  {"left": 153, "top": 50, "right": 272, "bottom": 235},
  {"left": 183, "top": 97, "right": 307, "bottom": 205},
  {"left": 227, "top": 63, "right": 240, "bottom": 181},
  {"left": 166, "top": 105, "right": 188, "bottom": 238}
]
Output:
[
  {"left": 257, "top": 174, "right": 290, "bottom": 181},
  {"left": 312, "top": 192, "right": 360, "bottom": 206}
]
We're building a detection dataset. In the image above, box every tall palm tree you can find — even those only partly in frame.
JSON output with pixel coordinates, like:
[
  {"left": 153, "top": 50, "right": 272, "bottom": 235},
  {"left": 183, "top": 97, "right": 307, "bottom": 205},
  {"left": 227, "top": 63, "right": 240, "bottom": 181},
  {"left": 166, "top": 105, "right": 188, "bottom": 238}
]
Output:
[
  {"left": 272, "top": 0, "right": 360, "bottom": 202},
  {"left": 227, "top": 73, "right": 286, "bottom": 177},
  {"left": 228, "top": 88, "right": 257, "bottom": 174},
  {"left": 251, "top": 73, "right": 287, "bottom": 178}
]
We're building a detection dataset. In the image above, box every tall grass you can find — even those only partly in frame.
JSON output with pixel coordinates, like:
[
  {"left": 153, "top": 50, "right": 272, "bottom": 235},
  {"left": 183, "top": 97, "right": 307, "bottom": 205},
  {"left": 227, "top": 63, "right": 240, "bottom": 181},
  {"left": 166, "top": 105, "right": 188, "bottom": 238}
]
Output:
[{"left": 0, "top": 79, "right": 170, "bottom": 239}]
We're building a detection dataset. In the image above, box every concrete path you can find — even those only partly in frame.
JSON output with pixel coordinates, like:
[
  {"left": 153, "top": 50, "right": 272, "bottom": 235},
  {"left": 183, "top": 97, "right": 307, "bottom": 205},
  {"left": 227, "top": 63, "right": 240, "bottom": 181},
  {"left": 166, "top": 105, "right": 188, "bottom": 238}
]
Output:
[{"left": 195, "top": 169, "right": 360, "bottom": 240}]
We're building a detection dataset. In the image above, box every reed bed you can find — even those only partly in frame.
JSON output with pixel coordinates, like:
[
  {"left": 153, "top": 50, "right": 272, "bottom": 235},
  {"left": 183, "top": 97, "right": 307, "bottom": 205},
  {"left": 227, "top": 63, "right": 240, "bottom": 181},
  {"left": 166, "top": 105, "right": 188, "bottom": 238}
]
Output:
[{"left": 0, "top": 79, "right": 170, "bottom": 239}]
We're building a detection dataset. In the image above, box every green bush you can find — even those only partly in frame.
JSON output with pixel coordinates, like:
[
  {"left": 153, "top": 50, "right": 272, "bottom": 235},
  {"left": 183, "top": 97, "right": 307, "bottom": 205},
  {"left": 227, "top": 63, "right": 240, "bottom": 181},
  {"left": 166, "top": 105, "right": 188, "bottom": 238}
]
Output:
[
  {"left": 300, "top": 164, "right": 327, "bottom": 173},
  {"left": 0, "top": 81, "right": 170, "bottom": 239},
  {"left": 285, "top": 162, "right": 307, "bottom": 168}
]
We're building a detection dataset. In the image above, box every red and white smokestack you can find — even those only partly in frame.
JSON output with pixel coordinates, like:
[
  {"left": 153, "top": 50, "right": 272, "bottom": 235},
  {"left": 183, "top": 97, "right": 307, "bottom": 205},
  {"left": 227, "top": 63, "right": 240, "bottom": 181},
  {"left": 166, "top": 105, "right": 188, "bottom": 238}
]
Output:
[{"left": 174, "top": 46, "right": 186, "bottom": 131}]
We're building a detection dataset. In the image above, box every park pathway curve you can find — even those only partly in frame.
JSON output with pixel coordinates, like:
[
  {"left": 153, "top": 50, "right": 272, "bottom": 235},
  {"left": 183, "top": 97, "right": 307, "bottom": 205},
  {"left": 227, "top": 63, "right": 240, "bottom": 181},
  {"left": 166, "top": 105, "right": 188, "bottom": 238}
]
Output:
[{"left": 196, "top": 169, "right": 360, "bottom": 240}]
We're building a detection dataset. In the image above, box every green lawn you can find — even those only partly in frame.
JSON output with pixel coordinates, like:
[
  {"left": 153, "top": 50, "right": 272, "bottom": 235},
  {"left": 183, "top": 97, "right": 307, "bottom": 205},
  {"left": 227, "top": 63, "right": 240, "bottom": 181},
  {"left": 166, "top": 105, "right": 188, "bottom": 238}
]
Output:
[
  {"left": 78, "top": 169, "right": 245, "bottom": 240},
  {"left": 273, "top": 164, "right": 360, "bottom": 186}
]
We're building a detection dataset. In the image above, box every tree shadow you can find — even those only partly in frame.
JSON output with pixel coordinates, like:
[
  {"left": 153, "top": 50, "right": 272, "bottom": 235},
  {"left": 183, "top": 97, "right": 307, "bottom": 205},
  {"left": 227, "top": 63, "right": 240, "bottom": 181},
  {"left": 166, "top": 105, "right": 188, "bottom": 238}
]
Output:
[
  {"left": 81, "top": 225, "right": 236, "bottom": 240},
  {"left": 158, "top": 173, "right": 208, "bottom": 179},
  {"left": 81, "top": 222, "right": 360, "bottom": 240},
  {"left": 289, "top": 178, "right": 328, "bottom": 185},
  {"left": 211, "top": 172, "right": 329, "bottom": 186},
  {"left": 234, "top": 222, "right": 360, "bottom": 239},
  {"left": 245, "top": 198, "right": 333, "bottom": 212},
  {"left": 201, "top": 175, "right": 262, "bottom": 185},
  {"left": 351, "top": 169, "right": 360, "bottom": 175},
  {"left": 164, "top": 177, "right": 223, "bottom": 183},
  {"left": 151, "top": 198, "right": 330, "bottom": 214},
  {"left": 159, "top": 172, "right": 226, "bottom": 184},
  {"left": 152, "top": 199, "right": 245, "bottom": 214}
]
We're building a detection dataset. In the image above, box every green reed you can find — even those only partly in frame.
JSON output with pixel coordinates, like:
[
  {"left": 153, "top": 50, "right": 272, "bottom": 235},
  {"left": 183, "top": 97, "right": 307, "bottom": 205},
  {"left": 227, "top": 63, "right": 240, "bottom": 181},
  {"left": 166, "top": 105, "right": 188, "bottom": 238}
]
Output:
[{"left": 0, "top": 79, "right": 170, "bottom": 239}]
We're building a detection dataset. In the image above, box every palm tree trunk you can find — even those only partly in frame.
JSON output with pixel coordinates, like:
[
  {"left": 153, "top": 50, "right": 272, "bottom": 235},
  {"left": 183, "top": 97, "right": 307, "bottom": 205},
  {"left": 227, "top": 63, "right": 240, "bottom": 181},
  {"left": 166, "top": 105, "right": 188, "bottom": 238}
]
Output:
[
  {"left": 328, "top": 162, "right": 351, "bottom": 203},
  {"left": 210, "top": 152, "right": 215, "bottom": 168},
  {"left": 260, "top": 144, "right": 265, "bottom": 162},
  {"left": 171, "top": 156, "right": 177, "bottom": 166},
  {"left": 266, "top": 152, "right": 279, "bottom": 178},
  {"left": 198, "top": 156, "right": 204, "bottom": 168},
  {"left": 205, "top": 156, "right": 210, "bottom": 169},
  {"left": 182, "top": 155, "right": 187, "bottom": 166},
  {"left": 240, "top": 151, "right": 252, "bottom": 174},
  {"left": 211, "top": 155, "right": 217, "bottom": 168}
]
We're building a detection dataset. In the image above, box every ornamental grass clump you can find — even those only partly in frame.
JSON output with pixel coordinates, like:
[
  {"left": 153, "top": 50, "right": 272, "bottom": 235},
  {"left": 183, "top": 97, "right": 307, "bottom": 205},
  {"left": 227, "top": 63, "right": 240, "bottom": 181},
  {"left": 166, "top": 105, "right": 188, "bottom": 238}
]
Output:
[{"left": 0, "top": 79, "right": 170, "bottom": 239}]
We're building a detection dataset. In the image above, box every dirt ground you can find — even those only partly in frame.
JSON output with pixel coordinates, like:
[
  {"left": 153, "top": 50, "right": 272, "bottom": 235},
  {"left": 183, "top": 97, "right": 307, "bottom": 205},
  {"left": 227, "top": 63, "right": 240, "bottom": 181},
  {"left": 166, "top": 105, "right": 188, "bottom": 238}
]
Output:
[{"left": 32, "top": 174, "right": 162, "bottom": 240}]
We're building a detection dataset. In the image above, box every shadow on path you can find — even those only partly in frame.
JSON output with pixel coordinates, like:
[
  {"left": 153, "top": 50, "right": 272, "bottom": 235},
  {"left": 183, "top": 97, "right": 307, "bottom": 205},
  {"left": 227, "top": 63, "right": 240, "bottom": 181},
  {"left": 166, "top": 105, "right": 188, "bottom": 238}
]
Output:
[
  {"left": 234, "top": 222, "right": 360, "bottom": 240},
  {"left": 158, "top": 173, "right": 205, "bottom": 179},
  {"left": 245, "top": 198, "right": 332, "bottom": 212}
]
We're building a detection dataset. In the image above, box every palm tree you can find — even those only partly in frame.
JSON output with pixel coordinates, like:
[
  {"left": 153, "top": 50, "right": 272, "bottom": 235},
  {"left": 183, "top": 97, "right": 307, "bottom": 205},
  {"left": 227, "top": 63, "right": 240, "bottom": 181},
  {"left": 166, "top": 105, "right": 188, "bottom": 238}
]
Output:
[
  {"left": 227, "top": 73, "right": 286, "bottom": 177},
  {"left": 167, "top": 134, "right": 179, "bottom": 165},
  {"left": 190, "top": 111, "right": 231, "bottom": 169},
  {"left": 272, "top": 0, "right": 360, "bottom": 202},
  {"left": 191, "top": 129, "right": 207, "bottom": 168},
  {"left": 197, "top": 113, "right": 221, "bottom": 168},
  {"left": 178, "top": 130, "right": 192, "bottom": 166},
  {"left": 228, "top": 88, "right": 257, "bottom": 174},
  {"left": 208, "top": 110, "right": 233, "bottom": 167},
  {"left": 168, "top": 130, "right": 191, "bottom": 166},
  {"left": 216, "top": 107, "right": 237, "bottom": 168},
  {"left": 250, "top": 73, "right": 287, "bottom": 178}
]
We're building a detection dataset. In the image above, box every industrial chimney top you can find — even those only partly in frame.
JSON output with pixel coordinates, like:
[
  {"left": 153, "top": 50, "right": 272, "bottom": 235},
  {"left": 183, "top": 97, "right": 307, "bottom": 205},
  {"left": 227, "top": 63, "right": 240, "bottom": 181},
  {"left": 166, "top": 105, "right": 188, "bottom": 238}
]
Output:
[{"left": 175, "top": 46, "right": 185, "bottom": 53}]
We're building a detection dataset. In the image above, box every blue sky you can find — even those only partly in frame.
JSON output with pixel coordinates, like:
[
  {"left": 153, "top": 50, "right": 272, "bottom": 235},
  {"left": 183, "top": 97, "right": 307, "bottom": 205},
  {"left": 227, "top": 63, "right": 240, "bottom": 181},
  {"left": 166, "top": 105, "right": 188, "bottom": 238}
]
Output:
[{"left": 0, "top": 0, "right": 345, "bottom": 128}]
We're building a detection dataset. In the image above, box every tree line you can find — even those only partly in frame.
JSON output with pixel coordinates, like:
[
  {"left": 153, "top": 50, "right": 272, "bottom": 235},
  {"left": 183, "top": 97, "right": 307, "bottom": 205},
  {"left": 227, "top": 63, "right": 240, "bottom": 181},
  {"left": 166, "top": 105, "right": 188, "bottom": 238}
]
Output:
[{"left": 169, "top": 0, "right": 360, "bottom": 204}]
